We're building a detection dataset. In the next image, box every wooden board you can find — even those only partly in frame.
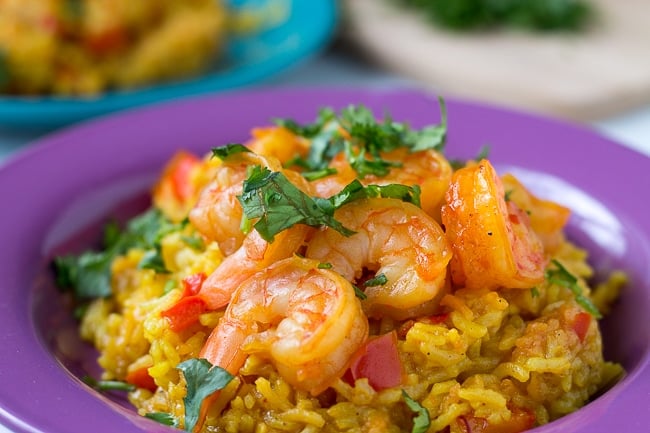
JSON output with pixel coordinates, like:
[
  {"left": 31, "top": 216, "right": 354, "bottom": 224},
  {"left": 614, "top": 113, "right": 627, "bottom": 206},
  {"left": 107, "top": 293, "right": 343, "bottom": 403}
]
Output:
[{"left": 341, "top": 0, "right": 650, "bottom": 121}]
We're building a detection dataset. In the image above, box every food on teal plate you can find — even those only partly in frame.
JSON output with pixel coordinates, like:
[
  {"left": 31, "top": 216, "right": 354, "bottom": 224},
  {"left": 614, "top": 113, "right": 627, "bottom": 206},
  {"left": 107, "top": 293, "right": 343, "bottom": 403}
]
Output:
[
  {"left": 54, "top": 101, "right": 625, "bottom": 432},
  {"left": 0, "top": 0, "right": 227, "bottom": 95}
]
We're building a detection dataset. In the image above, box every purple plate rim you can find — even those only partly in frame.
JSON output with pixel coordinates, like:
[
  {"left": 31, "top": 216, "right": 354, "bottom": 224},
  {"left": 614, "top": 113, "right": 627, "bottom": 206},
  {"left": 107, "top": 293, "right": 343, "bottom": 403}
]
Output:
[{"left": 0, "top": 86, "right": 648, "bottom": 433}]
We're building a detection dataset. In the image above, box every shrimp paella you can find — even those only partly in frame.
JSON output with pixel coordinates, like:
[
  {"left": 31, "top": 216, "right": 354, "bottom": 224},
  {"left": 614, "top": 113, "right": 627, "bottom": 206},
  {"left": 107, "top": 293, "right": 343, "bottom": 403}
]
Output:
[{"left": 54, "top": 101, "right": 625, "bottom": 433}]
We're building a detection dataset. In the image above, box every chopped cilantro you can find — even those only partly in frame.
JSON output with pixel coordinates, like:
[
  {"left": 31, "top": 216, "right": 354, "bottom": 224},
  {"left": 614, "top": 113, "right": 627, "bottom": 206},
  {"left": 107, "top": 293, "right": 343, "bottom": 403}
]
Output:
[
  {"left": 177, "top": 358, "right": 234, "bottom": 433},
  {"left": 273, "top": 107, "right": 336, "bottom": 138},
  {"left": 364, "top": 273, "right": 388, "bottom": 287},
  {"left": 317, "top": 262, "right": 333, "bottom": 269},
  {"left": 353, "top": 285, "right": 368, "bottom": 300},
  {"left": 274, "top": 99, "right": 447, "bottom": 179},
  {"left": 238, "top": 166, "right": 421, "bottom": 242},
  {"left": 402, "top": 390, "right": 431, "bottom": 433},
  {"left": 397, "top": 0, "right": 593, "bottom": 32},
  {"left": 181, "top": 234, "right": 204, "bottom": 250},
  {"left": 545, "top": 259, "right": 602, "bottom": 318},
  {"left": 53, "top": 208, "right": 182, "bottom": 299},
  {"left": 145, "top": 412, "right": 179, "bottom": 427},
  {"left": 138, "top": 248, "right": 170, "bottom": 273},
  {"left": 211, "top": 143, "right": 251, "bottom": 160},
  {"left": 238, "top": 166, "right": 355, "bottom": 242},
  {"left": 82, "top": 376, "right": 135, "bottom": 393},
  {"left": 530, "top": 286, "right": 540, "bottom": 298}
]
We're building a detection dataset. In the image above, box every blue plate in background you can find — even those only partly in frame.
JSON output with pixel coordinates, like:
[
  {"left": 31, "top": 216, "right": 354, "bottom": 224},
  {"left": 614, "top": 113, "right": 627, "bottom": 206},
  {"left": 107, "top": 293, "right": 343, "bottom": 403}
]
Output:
[{"left": 0, "top": 0, "right": 338, "bottom": 129}]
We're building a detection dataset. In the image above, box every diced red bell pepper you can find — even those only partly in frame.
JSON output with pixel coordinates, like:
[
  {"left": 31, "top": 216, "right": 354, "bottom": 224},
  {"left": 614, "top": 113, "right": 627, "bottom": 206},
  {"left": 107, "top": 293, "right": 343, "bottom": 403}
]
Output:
[
  {"left": 125, "top": 366, "right": 157, "bottom": 392},
  {"left": 571, "top": 311, "right": 592, "bottom": 343},
  {"left": 161, "top": 273, "right": 208, "bottom": 332},
  {"left": 347, "top": 330, "right": 403, "bottom": 391}
]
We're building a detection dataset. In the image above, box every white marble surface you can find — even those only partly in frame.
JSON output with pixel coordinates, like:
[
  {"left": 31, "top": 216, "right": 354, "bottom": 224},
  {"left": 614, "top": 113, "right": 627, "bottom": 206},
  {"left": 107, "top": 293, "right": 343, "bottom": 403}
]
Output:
[{"left": 1, "top": 49, "right": 649, "bottom": 433}]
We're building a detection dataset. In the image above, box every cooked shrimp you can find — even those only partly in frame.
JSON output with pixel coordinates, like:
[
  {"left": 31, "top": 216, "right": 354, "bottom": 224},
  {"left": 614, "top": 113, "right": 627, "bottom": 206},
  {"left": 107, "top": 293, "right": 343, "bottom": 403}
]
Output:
[
  {"left": 305, "top": 198, "right": 452, "bottom": 320},
  {"left": 441, "top": 160, "right": 546, "bottom": 291},
  {"left": 198, "top": 224, "right": 313, "bottom": 310},
  {"left": 309, "top": 152, "right": 357, "bottom": 198},
  {"left": 189, "top": 151, "right": 308, "bottom": 256},
  {"left": 160, "top": 225, "right": 313, "bottom": 331},
  {"left": 363, "top": 148, "right": 452, "bottom": 220},
  {"left": 501, "top": 173, "right": 571, "bottom": 254},
  {"left": 200, "top": 255, "right": 368, "bottom": 391}
]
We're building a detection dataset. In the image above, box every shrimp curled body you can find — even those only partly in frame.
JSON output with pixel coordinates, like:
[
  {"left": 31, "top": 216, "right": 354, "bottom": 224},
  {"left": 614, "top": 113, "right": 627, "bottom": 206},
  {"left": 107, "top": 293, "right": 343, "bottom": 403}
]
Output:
[
  {"left": 306, "top": 198, "right": 452, "bottom": 320},
  {"left": 199, "top": 256, "right": 369, "bottom": 394},
  {"left": 441, "top": 160, "right": 547, "bottom": 291}
]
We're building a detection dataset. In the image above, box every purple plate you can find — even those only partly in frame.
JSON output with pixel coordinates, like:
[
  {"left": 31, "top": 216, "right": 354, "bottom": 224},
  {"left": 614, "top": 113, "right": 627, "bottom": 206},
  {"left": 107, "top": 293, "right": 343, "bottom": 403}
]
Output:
[{"left": 0, "top": 87, "right": 648, "bottom": 433}]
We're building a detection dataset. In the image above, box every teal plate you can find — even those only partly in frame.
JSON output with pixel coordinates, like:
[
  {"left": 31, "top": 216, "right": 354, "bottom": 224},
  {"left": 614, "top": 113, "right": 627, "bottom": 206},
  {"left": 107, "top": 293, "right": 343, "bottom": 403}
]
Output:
[{"left": 0, "top": 0, "right": 338, "bottom": 129}]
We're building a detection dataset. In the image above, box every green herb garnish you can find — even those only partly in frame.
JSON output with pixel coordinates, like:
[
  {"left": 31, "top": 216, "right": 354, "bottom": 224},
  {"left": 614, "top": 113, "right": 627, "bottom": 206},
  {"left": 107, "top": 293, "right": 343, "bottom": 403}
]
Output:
[
  {"left": 53, "top": 208, "right": 181, "bottom": 299},
  {"left": 276, "top": 99, "right": 447, "bottom": 179},
  {"left": 82, "top": 376, "right": 135, "bottom": 393},
  {"left": 138, "top": 247, "right": 170, "bottom": 273},
  {"left": 238, "top": 166, "right": 421, "bottom": 242},
  {"left": 353, "top": 285, "right": 368, "bottom": 300},
  {"left": 397, "top": 0, "right": 593, "bottom": 32},
  {"left": 145, "top": 412, "right": 179, "bottom": 427},
  {"left": 177, "top": 358, "right": 234, "bottom": 433},
  {"left": 364, "top": 273, "right": 388, "bottom": 287},
  {"left": 402, "top": 390, "right": 431, "bottom": 433},
  {"left": 181, "top": 234, "right": 205, "bottom": 250},
  {"left": 545, "top": 259, "right": 601, "bottom": 318},
  {"left": 211, "top": 143, "right": 251, "bottom": 160}
]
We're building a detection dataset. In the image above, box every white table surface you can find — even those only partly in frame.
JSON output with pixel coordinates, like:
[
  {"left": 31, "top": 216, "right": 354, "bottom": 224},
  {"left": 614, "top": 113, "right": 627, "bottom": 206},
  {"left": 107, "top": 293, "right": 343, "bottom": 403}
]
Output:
[{"left": 1, "top": 49, "right": 649, "bottom": 433}]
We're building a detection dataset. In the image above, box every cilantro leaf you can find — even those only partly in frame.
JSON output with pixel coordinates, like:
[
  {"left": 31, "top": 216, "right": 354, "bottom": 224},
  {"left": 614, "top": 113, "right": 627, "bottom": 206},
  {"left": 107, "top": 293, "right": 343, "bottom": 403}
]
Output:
[
  {"left": 138, "top": 248, "right": 170, "bottom": 274},
  {"left": 239, "top": 167, "right": 422, "bottom": 243},
  {"left": 328, "top": 180, "right": 421, "bottom": 209},
  {"left": 364, "top": 273, "right": 388, "bottom": 287},
  {"left": 211, "top": 143, "right": 251, "bottom": 160},
  {"left": 238, "top": 166, "right": 356, "bottom": 242},
  {"left": 545, "top": 259, "right": 602, "bottom": 318},
  {"left": 177, "top": 358, "right": 234, "bottom": 433},
  {"left": 406, "top": 97, "right": 447, "bottom": 152},
  {"left": 53, "top": 208, "right": 181, "bottom": 299},
  {"left": 82, "top": 376, "right": 135, "bottom": 392},
  {"left": 276, "top": 100, "right": 447, "bottom": 179},
  {"left": 273, "top": 107, "right": 336, "bottom": 138},
  {"left": 353, "top": 285, "right": 368, "bottom": 300},
  {"left": 145, "top": 412, "right": 179, "bottom": 427},
  {"left": 402, "top": 390, "right": 431, "bottom": 433},
  {"left": 398, "top": 0, "right": 592, "bottom": 32}
]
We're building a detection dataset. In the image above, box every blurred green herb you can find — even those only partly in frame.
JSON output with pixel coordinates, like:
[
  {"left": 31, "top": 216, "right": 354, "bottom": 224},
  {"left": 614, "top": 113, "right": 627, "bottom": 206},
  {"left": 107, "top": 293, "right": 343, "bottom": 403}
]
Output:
[
  {"left": 82, "top": 376, "right": 135, "bottom": 392},
  {"left": 145, "top": 412, "right": 179, "bottom": 427},
  {"left": 53, "top": 208, "right": 181, "bottom": 299},
  {"left": 545, "top": 259, "right": 602, "bottom": 318},
  {"left": 396, "top": 0, "right": 593, "bottom": 32},
  {"left": 277, "top": 98, "right": 447, "bottom": 179}
]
